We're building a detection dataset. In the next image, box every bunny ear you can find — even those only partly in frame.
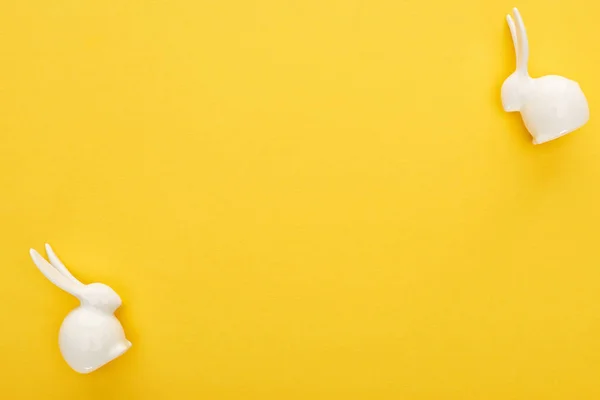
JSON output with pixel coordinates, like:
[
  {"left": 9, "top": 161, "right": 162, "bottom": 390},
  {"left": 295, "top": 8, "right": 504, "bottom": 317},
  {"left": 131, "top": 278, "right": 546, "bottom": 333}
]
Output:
[
  {"left": 512, "top": 8, "right": 529, "bottom": 75},
  {"left": 30, "top": 249, "right": 83, "bottom": 298},
  {"left": 506, "top": 14, "right": 519, "bottom": 69},
  {"left": 45, "top": 244, "right": 84, "bottom": 286}
]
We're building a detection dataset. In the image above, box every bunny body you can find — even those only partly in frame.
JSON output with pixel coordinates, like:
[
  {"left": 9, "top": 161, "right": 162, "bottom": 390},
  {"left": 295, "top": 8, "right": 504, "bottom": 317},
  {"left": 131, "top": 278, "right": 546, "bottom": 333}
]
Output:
[
  {"left": 501, "top": 8, "right": 589, "bottom": 144},
  {"left": 519, "top": 75, "right": 589, "bottom": 144},
  {"left": 59, "top": 302, "right": 131, "bottom": 373},
  {"left": 30, "top": 245, "right": 132, "bottom": 374}
]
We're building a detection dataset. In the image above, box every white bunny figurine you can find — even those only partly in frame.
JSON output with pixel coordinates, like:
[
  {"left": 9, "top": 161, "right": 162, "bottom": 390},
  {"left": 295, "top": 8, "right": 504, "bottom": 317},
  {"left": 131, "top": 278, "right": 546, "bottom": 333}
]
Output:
[
  {"left": 501, "top": 7, "right": 589, "bottom": 144},
  {"left": 30, "top": 244, "right": 132, "bottom": 374}
]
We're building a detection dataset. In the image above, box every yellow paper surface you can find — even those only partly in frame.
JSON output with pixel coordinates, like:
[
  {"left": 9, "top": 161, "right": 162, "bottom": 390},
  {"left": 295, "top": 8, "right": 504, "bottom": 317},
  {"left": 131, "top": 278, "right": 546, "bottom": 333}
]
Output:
[{"left": 1, "top": 1, "right": 600, "bottom": 398}]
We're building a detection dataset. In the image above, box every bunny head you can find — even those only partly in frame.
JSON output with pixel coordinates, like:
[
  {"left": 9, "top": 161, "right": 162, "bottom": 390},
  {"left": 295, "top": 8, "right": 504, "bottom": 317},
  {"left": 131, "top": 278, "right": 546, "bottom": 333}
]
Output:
[
  {"left": 81, "top": 282, "right": 122, "bottom": 313},
  {"left": 501, "top": 72, "right": 530, "bottom": 113},
  {"left": 30, "top": 244, "right": 131, "bottom": 373},
  {"left": 501, "top": 8, "right": 589, "bottom": 144}
]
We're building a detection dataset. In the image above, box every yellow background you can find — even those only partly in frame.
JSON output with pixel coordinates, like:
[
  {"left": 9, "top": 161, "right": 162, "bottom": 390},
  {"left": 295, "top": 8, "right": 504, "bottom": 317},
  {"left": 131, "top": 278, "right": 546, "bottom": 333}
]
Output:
[{"left": 1, "top": 0, "right": 600, "bottom": 398}]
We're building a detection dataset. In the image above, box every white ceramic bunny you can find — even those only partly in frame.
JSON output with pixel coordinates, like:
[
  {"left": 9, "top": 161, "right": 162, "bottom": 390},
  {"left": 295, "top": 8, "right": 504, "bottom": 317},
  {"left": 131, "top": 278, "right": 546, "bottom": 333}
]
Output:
[
  {"left": 30, "top": 244, "right": 132, "bottom": 374},
  {"left": 501, "top": 7, "right": 589, "bottom": 144}
]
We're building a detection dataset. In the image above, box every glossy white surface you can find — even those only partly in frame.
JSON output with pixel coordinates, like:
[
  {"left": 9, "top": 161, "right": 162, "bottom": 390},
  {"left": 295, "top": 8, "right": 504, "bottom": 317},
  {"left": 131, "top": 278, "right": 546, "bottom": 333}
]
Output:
[
  {"left": 501, "top": 8, "right": 589, "bottom": 145},
  {"left": 30, "top": 244, "right": 131, "bottom": 374}
]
